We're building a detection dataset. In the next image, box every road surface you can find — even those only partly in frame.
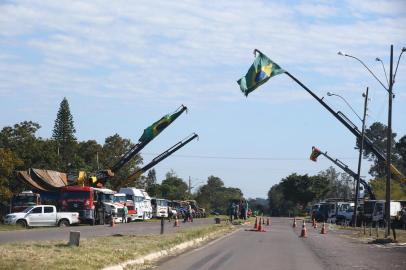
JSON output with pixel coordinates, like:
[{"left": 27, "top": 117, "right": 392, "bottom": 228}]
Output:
[
  {"left": 154, "top": 217, "right": 406, "bottom": 270},
  {"left": 0, "top": 218, "right": 213, "bottom": 244}
]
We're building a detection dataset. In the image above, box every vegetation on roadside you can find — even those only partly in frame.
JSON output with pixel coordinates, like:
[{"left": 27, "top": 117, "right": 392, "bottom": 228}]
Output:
[
  {"left": 0, "top": 224, "right": 234, "bottom": 270},
  {"left": 332, "top": 224, "right": 406, "bottom": 243}
]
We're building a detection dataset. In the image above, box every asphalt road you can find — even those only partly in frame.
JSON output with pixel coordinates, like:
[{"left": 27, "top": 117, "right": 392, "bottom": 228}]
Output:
[
  {"left": 154, "top": 217, "right": 406, "bottom": 270},
  {"left": 0, "top": 218, "right": 213, "bottom": 244}
]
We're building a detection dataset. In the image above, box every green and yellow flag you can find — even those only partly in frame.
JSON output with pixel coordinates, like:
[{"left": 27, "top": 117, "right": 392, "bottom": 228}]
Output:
[
  {"left": 237, "top": 50, "right": 285, "bottom": 96},
  {"left": 310, "top": 146, "right": 322, "bottom": 162},
  {"left": 139, "top": 106, "right": 187, "bottom": 143}
]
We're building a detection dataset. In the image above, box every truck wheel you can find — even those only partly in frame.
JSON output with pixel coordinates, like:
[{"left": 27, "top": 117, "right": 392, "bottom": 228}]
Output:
[
  {"left": 58, "top": 219, "right": 70, "bottom": 227},
  {"left": 16, "top": 220, "right": 27, "bottom": 228}
]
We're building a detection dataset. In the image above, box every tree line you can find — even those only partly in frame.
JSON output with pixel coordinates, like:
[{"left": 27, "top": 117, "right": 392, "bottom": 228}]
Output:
[{"left": 0, "top": 98, "right": 243, "bottom": 214}]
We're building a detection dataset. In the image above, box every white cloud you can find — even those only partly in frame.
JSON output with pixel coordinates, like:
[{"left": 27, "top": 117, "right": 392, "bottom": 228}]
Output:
[{"left": 0, "top": 0, "right": 405, "bottom": 107}]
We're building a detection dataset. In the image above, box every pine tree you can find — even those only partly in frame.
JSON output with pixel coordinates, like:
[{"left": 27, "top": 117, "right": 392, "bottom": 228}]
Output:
[{"left": 52, "top": 97, "right": 76, "bottom": 169}]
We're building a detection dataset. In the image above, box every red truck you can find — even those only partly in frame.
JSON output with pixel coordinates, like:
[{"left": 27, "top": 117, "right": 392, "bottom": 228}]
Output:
[
  {"left": 10, "top": 191, "right": 41, "bottom": 213},
  {"left": 60, "top": 186, "right": 105, "bottom": 225}
]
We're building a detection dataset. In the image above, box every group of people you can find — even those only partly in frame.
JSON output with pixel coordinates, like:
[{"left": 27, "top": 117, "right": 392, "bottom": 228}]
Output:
[{"left": 229, "top": 200, "right": 249, "bottom": 221}]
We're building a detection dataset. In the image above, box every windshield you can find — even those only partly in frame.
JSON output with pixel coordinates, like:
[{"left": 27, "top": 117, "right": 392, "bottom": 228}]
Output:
[
  {"left": 23, "top": 206, "right": 34, "bottom": 213},
  {"left": 62, "top": 191, "right": 89, "bottom": 200},
  {"left": 114, "top": 196, "right": 126, "bottom": 203},
  {"left": 12, "top": 195, "right": 37, "bottom": 206},
  {"left": 100, "top": 193, "right": 114, "bottom": 202},
  {"left": 157, "top": 200, "right": 168, "bottom": 206}
]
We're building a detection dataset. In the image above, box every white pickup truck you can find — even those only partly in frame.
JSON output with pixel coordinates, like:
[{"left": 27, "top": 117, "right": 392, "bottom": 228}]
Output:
[{"left": 4, "top": 205, "right": 80, "bottom": 227}]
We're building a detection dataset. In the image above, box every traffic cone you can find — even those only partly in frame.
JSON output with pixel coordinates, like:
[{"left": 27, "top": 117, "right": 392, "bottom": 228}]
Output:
[
  {"left": 300, "top": 220, "right": 307, "bottom": 238},
  {"left": 292, "top": 217, "right": 297, "bottom": 228},
  {"left": 174, "top": 216, "right": 180, "bottom": 227},
  {"left": 254, "top": 217, "right": 258, "bottom": 230},
  {"left": 266, "top": 218, "right": 270, "bottom": 226},
  {"left": 258, "top": 218, "right": 262, "bottom": 231},
  {"left": 321, "top": 222, "right": 326, "bottom": 234}
]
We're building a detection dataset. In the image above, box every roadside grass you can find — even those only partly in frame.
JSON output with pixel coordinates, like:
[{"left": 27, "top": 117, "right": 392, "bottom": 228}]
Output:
[
  {"left": 0, "top": 224, "right": 234, "bottom": 270},
  {"left": 331, "top": 224, "right": 406, "bottom": 243},
  {"left": 0, "top": 224, "right": 25, "bottom": 231}
]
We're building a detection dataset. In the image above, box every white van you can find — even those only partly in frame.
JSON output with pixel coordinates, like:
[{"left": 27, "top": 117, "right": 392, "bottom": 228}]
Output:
[{"left": 119, "top": 187, "right": 147, "bottom": 221}]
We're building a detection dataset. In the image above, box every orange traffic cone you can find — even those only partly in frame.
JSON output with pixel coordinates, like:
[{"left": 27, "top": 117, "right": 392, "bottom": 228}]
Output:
[
  {"left": 254, "top": 217, "right": 258, "bottom": 230},
  {"left": 321, "top": 222, "right": 327, "bottom": 234},
  {"left": 174, "top": 216, "right": 180, "bottom": 227},
  {"left": 300, "top": 220, "right": 307, "bottom": 238},
  {"left": 266, "top": 218, "right": 270, "bottom": 226},
  {"left": 292, "top": 217, "right": 297, "bottom": 228},
  {"left": 258, "top": 218, "right": 262, "bottom": 231}
]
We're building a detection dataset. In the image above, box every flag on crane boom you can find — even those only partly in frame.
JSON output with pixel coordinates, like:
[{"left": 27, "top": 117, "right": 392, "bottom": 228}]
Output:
[
  {"left": 139, "top": 105, "right": 187, "bottom": 144},
  {"left": 237, "top": 49, "right": 285, "bottom": 96},
  {"left": 310, "top": 146, "right": 322, "bottom": 162}
]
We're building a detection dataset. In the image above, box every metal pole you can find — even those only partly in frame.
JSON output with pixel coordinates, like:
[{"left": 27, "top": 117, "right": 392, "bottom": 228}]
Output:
[
  {"left": 160, "top": 217, "right": 165, "bottom": 234},
  {"left": 189, "top": 176, "right": 191, "bottom": 195},
  {"left": 353, "top": 87, "right": 369, "bottom": 227},
  {"left": 385, "top": 45, "right": 394, "bottom": 237}
]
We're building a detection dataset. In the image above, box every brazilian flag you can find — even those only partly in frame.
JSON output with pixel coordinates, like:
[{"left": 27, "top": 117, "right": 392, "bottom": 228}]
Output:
[
  {"left": 310, "top": 146, "right": 322, "bottom": 162},
  {"left": 238, "top": 51, "right": 285, "bottom": 96},
  {"left": 139, "top": 107, "right": 186, "bottom": 143}
]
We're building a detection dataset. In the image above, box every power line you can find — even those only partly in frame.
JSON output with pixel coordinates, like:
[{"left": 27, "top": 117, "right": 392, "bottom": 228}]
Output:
[{"left": 140, "top": 152, "right": 358, "bottom": 161}]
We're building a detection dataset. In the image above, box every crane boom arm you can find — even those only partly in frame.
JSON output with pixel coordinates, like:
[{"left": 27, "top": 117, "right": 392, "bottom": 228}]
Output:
[
  {"left": 285, "top": 71, "right": 405, "bottom": 182},
  {"left": 319, "top": 150, "right": 376, "bottom": 200},
  {"left": 127, "top": 133, "right": 199, "bottom": 181}
]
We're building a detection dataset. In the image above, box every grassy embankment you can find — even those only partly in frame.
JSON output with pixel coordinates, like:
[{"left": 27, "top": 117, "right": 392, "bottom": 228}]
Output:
[
  {"left": 0, "top": 224, "right": 234, "bottom": 270},
  {"left": 332, "top": 224, "right": 406, "bottom": 243}
]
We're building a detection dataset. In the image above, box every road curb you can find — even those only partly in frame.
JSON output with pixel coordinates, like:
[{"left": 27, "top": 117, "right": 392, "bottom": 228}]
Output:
[{"left": 102, "top": 227, "right": 239, "bottom": 270}]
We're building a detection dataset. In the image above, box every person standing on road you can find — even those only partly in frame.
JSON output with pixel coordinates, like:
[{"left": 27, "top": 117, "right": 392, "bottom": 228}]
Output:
[{"left": 122, "top": 203, "right": 128, "bottom": 223}]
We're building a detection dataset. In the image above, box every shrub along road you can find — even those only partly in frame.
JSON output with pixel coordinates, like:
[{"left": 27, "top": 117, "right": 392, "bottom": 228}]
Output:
[
  {"left": 153, "top": 217, "right": 406, "bottom": 270},
  {"left": 0, "top": 218, "right": 214, "bottom": 244}
]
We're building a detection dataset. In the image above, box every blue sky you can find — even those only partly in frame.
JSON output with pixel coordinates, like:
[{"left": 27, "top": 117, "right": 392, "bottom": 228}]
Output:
[{"left": 1, "top": 0, "right": 406, "bottom": 198}]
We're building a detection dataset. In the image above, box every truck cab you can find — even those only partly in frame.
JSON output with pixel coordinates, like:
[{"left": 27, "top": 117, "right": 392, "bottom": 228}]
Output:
[
  {"left": 11, "top": 191, "right": 41, "bottom": 213},
  {"left": 151, "top": 198, "right": 168, "bottom": 218},
  {"left": 119, "top": 187, "right": 147, "bottom": 221},
  {"left": 113, "top": 193, "right": 136, "bottom": 222}
]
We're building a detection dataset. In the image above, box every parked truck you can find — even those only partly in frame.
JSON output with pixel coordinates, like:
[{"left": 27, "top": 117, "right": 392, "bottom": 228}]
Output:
[
  {"left": 4, "top": 205, "right": 79, "bottom": 228},
  {"left": 151, "top": 198, "right": 168, "bottom": 218},
  {"left": 10, "top": 191, "right": 41, "bottom": 213},
  {"left": 60, "top": 186, "right": 123, "bottom": 225},
  {"left": 363, "top": 200, "right": 402, "bottom": 225}
]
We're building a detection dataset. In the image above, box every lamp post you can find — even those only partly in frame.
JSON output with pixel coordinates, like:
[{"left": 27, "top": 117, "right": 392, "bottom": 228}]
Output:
[
  {"left": 326, "top": 92, "right": 363, "bottom": 122},
  {"left": 338, "top": 45, "right": 406, "bottom": 236},
  {"left": 327, "top": 89, "right": 369, "bottom": 227}
]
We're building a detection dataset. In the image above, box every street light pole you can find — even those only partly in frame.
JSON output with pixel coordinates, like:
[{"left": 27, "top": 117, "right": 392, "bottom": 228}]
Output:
[
  {"left": 353, "top": 87, "right": 369, "bottom": 227},
  {"left": 385, "top": 45, "right": 394, "bottom": 237}
]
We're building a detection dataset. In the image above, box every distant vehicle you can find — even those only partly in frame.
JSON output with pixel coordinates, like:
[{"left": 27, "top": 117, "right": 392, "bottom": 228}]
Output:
[
  {"left": 151, "top": 198, "right": 168, "bottom": 218},
  {"left": 140, "top": 189, "right": 153, "bottom": 219},
  {"left": 371, "top": 200, "right": 402, "bottom": 225},
  {"left": 113, "top": 193, "right": 136, "bottom": 222},
  {"left": 4, "top": 205, "right": 79, "bottom": 228},
  {"left": 119, "top": 187, "right": 149, "bottom": 221},
  {"left": 314, "top": 201, "right": 353, "bottom": 222},
  {"left": 10, "top": 191, "right": 41, "bottom": 213},
  {"left": 60, "top": 186, "right": 123, "bottom": 225}
]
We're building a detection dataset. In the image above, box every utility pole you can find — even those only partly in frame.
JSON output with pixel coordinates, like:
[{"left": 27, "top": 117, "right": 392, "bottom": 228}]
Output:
[
  {"left": 188, "top": 176, "right": 191, "bottom": 195},
  {"left": 353, "top": 87, "right": 369, "bottom": 227},
  {"left": 385, "top": 45, "right": 394, "bottom": 237}
]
